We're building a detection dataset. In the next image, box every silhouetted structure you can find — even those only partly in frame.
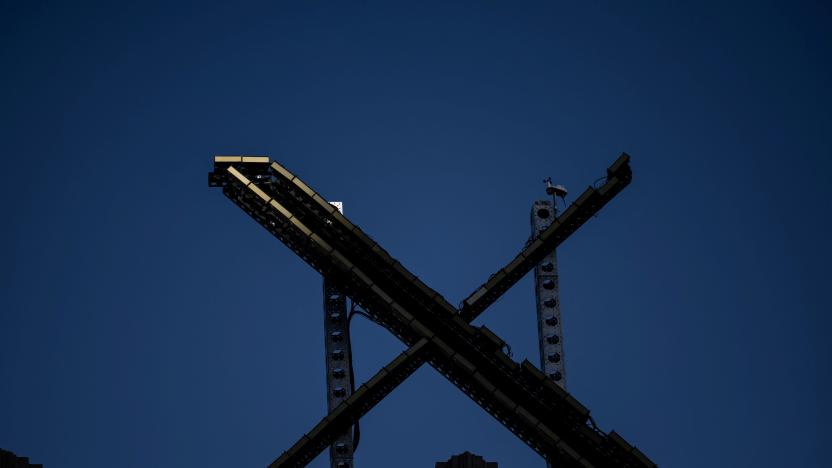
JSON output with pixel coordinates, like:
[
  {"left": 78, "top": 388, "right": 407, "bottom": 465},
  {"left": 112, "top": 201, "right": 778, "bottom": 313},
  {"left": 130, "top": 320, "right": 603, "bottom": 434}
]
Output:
[
  {"left": 531, "top": 199, "right": 567, "bottom": 389},
  {"left": 209, "top": 153, "right": 655, "bottom": 467},
  {"left": 323, "top": 278, "right": 355, "bottom": 468},
  {"left": 321, "top": 202, "right": 356, "bottom": 468},
  {"left": 0, "top": 449, "right": 42, "bottom": 468},
  {"left": 435, "top": 451, "right": 497, "bottom": 468},
  {"left": 532, "top": 197, "right": 567, "bottom": 468}
]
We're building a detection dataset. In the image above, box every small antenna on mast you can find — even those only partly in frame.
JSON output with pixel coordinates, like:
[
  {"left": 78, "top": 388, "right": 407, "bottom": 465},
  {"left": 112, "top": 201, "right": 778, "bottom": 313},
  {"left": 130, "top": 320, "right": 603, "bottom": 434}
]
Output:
[{"left": 543, "top": 177, "right": 568, "bottom": 210}]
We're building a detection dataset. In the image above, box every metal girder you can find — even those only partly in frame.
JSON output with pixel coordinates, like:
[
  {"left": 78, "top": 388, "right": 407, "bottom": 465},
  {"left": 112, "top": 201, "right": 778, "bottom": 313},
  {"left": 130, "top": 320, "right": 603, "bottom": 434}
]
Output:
[
  {"left": 322, "top": 280, "right": 354, "bottom": 468},
  {"left": 270, "top": 339, "right": 430, "bottom": 468},
  {"left": 459, "top": 155, "right": 632, "bottom": 322},
  {"left": 532, "top": 200, "right": 568, "bottom": 387},
  {"left": 208, "top": 153, "right": 653, "bottom": 468}
]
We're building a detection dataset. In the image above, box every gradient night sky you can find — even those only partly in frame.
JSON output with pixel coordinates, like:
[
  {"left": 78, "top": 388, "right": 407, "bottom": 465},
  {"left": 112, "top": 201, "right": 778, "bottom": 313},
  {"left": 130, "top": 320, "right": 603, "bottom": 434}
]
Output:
[{"left": 2, "top": 2, "right": 830, "bottom": 467}]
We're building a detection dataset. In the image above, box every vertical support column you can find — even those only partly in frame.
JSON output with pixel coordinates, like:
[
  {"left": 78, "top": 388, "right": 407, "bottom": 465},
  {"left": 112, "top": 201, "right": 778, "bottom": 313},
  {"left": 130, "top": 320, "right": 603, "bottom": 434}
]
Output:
[
  {"left": 323, "top": 202, "right": 354, "bottom": 468},
  {"left": 532, "top": 200, "right": 566, "bottom": 468},
  {"left": 531, "top": 200, "right": 567, "bottom": 387}
]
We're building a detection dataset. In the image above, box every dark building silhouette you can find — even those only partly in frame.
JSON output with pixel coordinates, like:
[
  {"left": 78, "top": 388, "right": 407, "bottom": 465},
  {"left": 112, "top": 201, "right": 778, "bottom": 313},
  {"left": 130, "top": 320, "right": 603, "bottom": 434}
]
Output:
[
  {"left": 435, "top": 451, "right": 497, "bottom": 468},
  {"left": 0, "top": 449, "right": 42, "bottom": 467}
]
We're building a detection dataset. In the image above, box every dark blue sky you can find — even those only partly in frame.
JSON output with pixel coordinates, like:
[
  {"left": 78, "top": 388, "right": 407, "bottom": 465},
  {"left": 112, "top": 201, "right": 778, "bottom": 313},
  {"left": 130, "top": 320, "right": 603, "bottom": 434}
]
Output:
[{"left": 2, "top": 2, "right": 829, "bottom": 467}]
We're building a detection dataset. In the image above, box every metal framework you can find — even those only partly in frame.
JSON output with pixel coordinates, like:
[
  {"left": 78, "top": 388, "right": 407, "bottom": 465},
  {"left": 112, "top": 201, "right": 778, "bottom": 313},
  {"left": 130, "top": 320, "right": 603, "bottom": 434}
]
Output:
[
  {"left": 321, "top": 202, "right": 355, "bottom": 468},
  {"left": 532, "top": 199, "right": 567, "bottom": 388},
  {"left": 533, "top": 198, "right": 566, "bottom": 468},
  {"left": 208, "top": 153, "right": 654, "bottom": 468},
  {"left": 322, "top": 278, "right": 354, "bottom": 468}
]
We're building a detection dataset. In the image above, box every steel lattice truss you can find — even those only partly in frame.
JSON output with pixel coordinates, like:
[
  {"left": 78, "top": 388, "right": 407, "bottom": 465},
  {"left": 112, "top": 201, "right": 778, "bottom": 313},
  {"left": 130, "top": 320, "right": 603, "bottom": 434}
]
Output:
[{"left": 208, "top": 154, "right": 655, "bottom": 468}]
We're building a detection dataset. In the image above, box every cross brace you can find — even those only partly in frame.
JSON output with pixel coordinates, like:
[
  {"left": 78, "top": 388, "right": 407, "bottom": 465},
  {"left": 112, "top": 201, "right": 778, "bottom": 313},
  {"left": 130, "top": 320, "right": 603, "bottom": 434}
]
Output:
[{"left": 208, "top": 154, "right": 654, "bottom": 468}]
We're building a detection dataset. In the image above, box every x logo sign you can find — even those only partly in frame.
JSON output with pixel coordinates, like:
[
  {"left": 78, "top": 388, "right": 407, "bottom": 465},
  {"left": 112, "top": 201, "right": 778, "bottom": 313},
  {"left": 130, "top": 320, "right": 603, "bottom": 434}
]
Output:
[{"left": 208, "top": 154, "right": 654, "bottom": 468}]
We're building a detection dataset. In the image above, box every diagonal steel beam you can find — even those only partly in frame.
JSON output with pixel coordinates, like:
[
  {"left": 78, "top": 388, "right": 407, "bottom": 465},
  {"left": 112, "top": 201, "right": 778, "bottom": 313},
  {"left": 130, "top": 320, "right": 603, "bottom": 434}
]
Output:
[
  {"left": 459, "top": 154, "right": 632, "bottom": 321},
  {"left": 256, "top": 156, "right": 639, "bottom": 467},
  {"left": 209, "top": 154, "right": 654, "bottom": 468},
  {"left": 211, "top": 155, "right": 648, "bottom": 467}
]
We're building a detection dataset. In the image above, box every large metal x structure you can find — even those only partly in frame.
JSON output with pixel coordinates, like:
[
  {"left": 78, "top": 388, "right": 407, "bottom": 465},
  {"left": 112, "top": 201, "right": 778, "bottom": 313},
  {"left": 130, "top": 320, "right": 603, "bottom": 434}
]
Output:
[{"left": 208, "top": 153, "right": 655, "bottom": 468}]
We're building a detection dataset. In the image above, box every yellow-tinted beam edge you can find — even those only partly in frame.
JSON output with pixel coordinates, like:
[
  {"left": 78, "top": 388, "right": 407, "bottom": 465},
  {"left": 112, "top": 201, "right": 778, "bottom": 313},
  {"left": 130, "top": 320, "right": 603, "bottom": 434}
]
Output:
[{"left": 215, "top": 156, "right": 242, "bottom": 163}]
